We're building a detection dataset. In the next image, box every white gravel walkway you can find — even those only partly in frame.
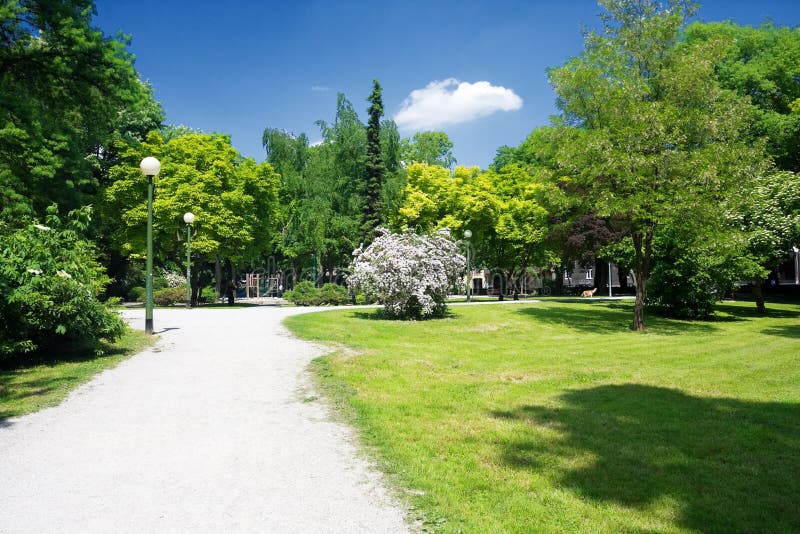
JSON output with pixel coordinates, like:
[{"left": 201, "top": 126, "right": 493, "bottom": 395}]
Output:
[{"left": 0, "top": 306, "right": 409, "bottom": 533}]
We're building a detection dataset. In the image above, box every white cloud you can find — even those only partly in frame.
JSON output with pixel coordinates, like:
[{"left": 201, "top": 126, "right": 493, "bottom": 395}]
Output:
[
  {"left": 394, "top": 78, "right": 522, "bottom": 131},
  {"left": 311, "top": 85, "right": 332, "bottom": 92}
]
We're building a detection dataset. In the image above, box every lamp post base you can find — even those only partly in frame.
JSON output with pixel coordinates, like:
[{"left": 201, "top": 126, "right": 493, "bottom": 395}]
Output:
[{"left": 145, "top": 318, "right": 153, "bottom": 335}]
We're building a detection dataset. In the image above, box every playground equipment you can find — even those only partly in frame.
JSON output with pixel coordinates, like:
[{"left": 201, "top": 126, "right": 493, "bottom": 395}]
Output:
[{"left": 244, "top": 272, "right": 281, "bottom": 298}]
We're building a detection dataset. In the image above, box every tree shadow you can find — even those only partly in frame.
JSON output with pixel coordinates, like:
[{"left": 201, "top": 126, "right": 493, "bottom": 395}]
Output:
[
  {"left": 759, "top": 324, "right": 800, "bottom": 339},
  {"left": 713, "top": 303, "right": 800, "bottom": 322},
  {"left": 491, "top": 384, "right": 800, "bottom": 532},
  {"left": 515, "top": 303, "right": 719, "bottom": 335}
]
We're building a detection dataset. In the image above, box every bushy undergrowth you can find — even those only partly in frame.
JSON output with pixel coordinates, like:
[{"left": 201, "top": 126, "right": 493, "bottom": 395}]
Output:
[
  {"left": 153, "top": 286, "right": 187, "bottom": 306},
  {"left": 285, "top": 281, "right": 350, "bottom": 306},
  {"left": 0, "top": 206, "right": 125, "bottom": 358},
  {"left": 647, "top": 228, "right": 752, "bottom": 319}
]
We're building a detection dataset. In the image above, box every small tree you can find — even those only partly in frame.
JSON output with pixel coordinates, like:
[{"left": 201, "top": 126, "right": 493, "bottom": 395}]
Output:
[{"left": 348, "top": 228, "right": 465, "bottom": 319}]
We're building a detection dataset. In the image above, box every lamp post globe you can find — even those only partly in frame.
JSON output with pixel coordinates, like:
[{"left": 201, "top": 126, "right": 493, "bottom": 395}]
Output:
[
  {"left": 140, "top": 156, "right": 161, "bottom": 177},
  {"left": 140, "top": 157, "right": 160, "bottom": 335},
  {"left": 183, "top": 212, "right": 195, "bottom": 308}
]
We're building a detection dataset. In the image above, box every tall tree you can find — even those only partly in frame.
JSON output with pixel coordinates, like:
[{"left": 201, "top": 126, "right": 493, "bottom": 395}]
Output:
[
  {"left": 549, "top": 0, "right": 763, "bottom": 330},
  {"left": 103, "top": 132, "right": 280, "bottom": 303},
  {"left": 363, "top": 79, "right": 386, "bottom": 237},
  {"left": 401, "top": 131, "right": 456, "bottom": 168}
]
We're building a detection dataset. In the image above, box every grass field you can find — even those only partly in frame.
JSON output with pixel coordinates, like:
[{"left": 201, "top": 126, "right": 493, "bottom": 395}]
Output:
[
  {"left": 0, "top": 329, "right": 152, "bottom": 420},
  {"left": 285, "top": 300, "right": 800, "bottom": 533}
]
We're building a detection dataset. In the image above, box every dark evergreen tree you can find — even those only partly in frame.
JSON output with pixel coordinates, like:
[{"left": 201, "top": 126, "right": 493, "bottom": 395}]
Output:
[{"left": 363, "top": 79, "right": 385, "bottom": 238}]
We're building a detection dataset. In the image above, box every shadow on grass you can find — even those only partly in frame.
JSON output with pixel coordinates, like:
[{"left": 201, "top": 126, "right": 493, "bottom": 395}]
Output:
[
  {"left": 515, "top": 302, "right": 719, "bottom": 335},
  {"left": 0, "top": 339, "right": 122, "bottom": 371},
  {"left": 713, "top": 302, "right": 800, "bottom": 322},
  {"left": 759, "top": 324, "right": 800, "bottom": 338},
  {"left": 351, "top": 309, "right": 456, "bottom": 321},
  {"left": 492, "top": 384, "right": 800, "bottom": 532}
]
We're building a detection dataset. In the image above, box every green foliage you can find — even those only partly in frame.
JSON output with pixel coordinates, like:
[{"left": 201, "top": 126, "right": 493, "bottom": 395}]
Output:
[
  {"left": 646, "top": 226, "right": 754, "bottom": 319},
  {"left": 286, "top": 281, "right": 320, "bottom": 306},
  {"left": 684, "top": 21, "right": 800, "bottom": 172},
  {"left": 103, "top": 132, "right": 280, "bottom": 271},
  {"left": 128, "top": 286, "right": 146, "bottom": 302},
  {"left": 401, "top": 131, "right": 456, "bottom": 168},
  {"left": 548, "top": 0, "right": 765, "bottom": 329},
  {"left": 319, "top": 283, "right": 349, "bottom": 305},
  {"left": 153, "top": 286, "right": 186, "bottom": 306},
  {"left": 363, "top": 79, "right": 386, "bottom": 237},
  {"left": 395, "top": 162, "right": 559, "bottom": 298},
  {"left": 0, "top": 0, "right": 164, "bottom": 220},
  {"left": 0, "top": 206, "right": 125, "bottom": 357},
  {"left": 200, "top": 286, "right": 217, "bottom": 303}
]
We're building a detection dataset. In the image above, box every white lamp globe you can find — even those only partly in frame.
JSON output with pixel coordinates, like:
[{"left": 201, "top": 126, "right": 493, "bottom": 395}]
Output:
[
  {"left": 464, "top": 229, "right": 472, "bottom": 239},
  {"left": 140, "top": 157, "right": 161, "bottom": 176},
  {"left": 183, "top": 212, "right": 195, "bottom": 225}
]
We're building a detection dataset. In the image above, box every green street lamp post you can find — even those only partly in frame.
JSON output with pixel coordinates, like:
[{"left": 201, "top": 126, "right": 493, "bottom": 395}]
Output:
[
  {"left": 184, "top": 212, "right": 195, "bottom": 308},
  {"left": 140, "top": 156, "right": 161, "bottom": 335},
  {"left": 464, "top": 229, "right": 472, "bottom": 302}
]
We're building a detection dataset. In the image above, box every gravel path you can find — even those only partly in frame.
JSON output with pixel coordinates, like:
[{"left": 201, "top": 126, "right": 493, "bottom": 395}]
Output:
[{"left": 0, "top": 306, "right": 409, "bottom": 533}]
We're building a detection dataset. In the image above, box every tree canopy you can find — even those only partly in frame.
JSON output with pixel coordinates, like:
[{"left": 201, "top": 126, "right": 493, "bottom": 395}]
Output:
[
  {"left": 0, "top": 0, "right": 163, "bottom": 220},
  {"left": 548, "top": 0, "right": 765, "bottom": 330}
]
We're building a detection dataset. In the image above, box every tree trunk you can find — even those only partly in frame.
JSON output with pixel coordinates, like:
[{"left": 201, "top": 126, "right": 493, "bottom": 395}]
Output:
[
  {"left": 752, "top": 278, "right": 766, "bottom": 314},
  {"left": 226, "top": 259, "right": 235, "bottom": 306},
  {"left": 554, "top": 263, "right": 565, "bottom": 296},
  {"left": 594, "top": 257, "right": 605, "bottom": 292},
  {"left": 215, "top": 254, "right": 222, "bottom": 299}
]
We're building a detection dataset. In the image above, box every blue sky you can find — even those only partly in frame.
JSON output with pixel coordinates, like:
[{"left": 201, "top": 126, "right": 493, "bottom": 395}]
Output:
[{"left": 94, "top": 0, "right": 799, "bottom": 168}]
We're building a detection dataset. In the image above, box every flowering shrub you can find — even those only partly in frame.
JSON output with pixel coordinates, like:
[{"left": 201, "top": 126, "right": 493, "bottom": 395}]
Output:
[
  {"left": 0, "top": 206, "right": 125, "bottom": 358},
  {"left": 349, "top": 227, "right": 465, "bottom": 319},
  {"left": 159, "top": 268, "right": 187, "bottom": 288}
]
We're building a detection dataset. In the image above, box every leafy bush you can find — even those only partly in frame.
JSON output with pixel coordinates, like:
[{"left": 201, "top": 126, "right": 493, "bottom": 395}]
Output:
[
  {"left": 0, "top": 206, "right": 125, "bottom": 358},
  {"left": 319, "top": 283, "right": 349, "bottom": 305},
  {"left": 349, "top": 227, "right": 465, "bottom": 319},
  {"left": 285, "top": 281, "right": 320, "bottom": 306},
  {"left": 128, "top": 286, "right": 146, "bottom": 302},
  {"left": 153, "top": 286, "right": 187, "bottom": 306},
  {"left": 200, "top": 286, "right": 217, "bottom": 303},
  {"left": 647, "top": 227, "right": 752, "bottom": 319}
]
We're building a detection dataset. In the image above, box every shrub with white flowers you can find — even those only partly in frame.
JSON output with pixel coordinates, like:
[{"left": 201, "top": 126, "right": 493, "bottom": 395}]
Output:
[
  {"left": 349, "top": 227, "right": 465, "bottom": 319},
  {"left": 159, "top": 268, "right": 187, "bottom": 288}
]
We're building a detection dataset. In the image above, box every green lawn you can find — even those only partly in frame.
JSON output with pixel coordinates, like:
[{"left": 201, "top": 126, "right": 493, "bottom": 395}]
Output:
[
  {"left": 0, "top": 328, "right": 152, "bottom": 420},
  {"left": 285, "top": 300, "right": 800, "bottom": 533}
]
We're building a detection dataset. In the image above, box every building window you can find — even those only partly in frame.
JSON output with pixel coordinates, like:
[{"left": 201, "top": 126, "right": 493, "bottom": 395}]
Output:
[{"left": 586, "top": 269, "right": 593, "bottom": 280}]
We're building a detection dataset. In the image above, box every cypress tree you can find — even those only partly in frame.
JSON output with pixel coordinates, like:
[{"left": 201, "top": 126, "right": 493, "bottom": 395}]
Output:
[{"left": 363, "top": 79, "right": 385, "bottom": 238}]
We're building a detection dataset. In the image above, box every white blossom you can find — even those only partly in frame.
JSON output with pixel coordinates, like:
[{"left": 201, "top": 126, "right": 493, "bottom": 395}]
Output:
[
  {"left": 27, "top": 268, "right": 42, "bottom": 275},
  {"left": 33, "top": 224, "right": 51, "bottom": 231},
  {"left": 349, "top": 227, "right": 465, "bottom": 319},
  {"left": 160, "top": 268, "right": 187, "bottom": 288},
  {"left": 56, "top": 270, "right": 72, "bottom": 278}
]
